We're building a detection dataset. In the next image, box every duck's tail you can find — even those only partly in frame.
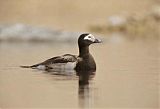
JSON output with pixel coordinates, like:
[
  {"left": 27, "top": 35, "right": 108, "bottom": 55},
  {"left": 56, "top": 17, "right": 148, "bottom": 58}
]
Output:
[
  {"left": 20, "top": 65, "right": 32, "bottom": 68},
  {"left": 20, "top": 64, "right": 40, "bottom": 68}
]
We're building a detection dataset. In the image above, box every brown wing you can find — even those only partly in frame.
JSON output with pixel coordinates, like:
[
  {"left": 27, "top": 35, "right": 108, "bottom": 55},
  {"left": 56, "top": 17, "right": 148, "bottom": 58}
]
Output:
[{"left": 31, "top": 54, "right": 77, "bottom": 67}]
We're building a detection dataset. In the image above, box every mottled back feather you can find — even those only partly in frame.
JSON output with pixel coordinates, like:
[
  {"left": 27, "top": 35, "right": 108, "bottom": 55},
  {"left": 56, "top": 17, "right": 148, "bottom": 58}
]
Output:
[{"left": 31, "top": 54, "right": 77, "bottom": 67}]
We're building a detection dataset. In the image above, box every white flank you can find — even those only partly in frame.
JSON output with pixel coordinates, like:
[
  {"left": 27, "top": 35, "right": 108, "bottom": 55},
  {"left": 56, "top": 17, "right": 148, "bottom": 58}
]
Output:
[
  {"left": 64, "top": 62, "right": 76, "bottom": 70},
  {"left": 48, "top": 62, "right": 76, "bottom": 71},
  {"left": 37, "top": 65, "right": 46, "bottom": 70}
]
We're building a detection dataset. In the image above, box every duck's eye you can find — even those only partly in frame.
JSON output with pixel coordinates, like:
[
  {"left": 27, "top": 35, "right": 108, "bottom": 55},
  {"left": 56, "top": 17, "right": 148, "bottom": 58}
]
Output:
[{"left": 88, "top": 36, "right": 91, "bottom": 38}]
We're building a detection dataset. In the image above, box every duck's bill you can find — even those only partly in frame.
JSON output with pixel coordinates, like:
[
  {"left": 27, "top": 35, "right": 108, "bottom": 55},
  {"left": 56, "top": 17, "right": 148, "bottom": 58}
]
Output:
[{"left": 94, "top": 38, "right": 102, "bottom": 43}]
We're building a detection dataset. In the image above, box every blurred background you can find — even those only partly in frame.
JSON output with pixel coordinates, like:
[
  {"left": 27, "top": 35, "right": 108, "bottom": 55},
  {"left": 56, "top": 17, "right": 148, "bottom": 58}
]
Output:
[
  {"left": 0, "top": 0, "right": 159, "bottom": 41},
  {"left": 0, "top": 0, "right": 159, "bottom": 108}
]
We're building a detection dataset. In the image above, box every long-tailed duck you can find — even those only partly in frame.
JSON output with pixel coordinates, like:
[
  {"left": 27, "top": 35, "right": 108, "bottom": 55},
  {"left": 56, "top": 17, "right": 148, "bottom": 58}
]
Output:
[{"left": 21, "top": 33, "right": 101, "bottom": 72}]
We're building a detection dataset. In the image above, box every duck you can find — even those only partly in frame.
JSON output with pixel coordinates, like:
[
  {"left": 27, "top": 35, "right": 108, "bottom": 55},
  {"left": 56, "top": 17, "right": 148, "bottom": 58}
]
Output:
[{"left": 21, "top": 33, "right": 101, "bottom": 72}]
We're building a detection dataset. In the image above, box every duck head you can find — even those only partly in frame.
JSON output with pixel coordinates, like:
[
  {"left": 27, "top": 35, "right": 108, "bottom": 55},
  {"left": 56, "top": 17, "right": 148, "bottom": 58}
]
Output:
[{"left": 78, "top": 33, "right": 102, "bottom": 47}]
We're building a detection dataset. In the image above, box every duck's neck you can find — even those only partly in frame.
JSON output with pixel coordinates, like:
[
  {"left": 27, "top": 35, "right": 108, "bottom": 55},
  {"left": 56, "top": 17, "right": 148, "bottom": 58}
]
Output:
[{"left": 79, "top": 45, "right": 90, "bottom": 57}]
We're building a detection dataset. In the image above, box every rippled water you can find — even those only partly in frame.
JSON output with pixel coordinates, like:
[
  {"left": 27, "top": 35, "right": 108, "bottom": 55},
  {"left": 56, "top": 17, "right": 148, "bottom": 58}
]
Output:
[{"left": 0, "top": 38, "right": 159, "bottom": 108}]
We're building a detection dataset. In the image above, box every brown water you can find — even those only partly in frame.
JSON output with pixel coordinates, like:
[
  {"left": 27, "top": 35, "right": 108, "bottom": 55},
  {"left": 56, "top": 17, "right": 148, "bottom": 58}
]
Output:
[{"left": 0, "top": 38, "right": 159, "bottom": 108}]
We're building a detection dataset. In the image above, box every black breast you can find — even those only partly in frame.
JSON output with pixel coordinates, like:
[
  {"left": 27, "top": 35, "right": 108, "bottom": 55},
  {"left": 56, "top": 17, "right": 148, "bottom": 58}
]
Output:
[{"left": 75, "top": 53, "right": 96, "bottom": 72}]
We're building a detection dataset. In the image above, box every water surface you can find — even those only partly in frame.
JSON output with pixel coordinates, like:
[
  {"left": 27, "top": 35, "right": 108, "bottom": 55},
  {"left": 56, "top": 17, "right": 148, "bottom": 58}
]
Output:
[{"left": 0, "top": 38, "right": 159, "bottom": 108}]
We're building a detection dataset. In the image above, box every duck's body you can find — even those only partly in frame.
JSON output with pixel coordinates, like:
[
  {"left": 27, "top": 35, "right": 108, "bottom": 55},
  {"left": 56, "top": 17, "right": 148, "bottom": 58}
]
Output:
[
  {"left": 28, "top": 54, "right": 78, "bottom": 71},
  {"left": 21, "top": 33, "right": 101, "bottom": 72}
]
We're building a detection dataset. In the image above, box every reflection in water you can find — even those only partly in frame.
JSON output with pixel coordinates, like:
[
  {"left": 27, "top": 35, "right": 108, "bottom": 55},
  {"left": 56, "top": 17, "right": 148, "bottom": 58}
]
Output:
[
  {"left": 77, "top": 71, "right": 95, "bottom": 109},
  {"left": 43, "top": 70, "right": 77, "bottom": 81},
  {"left": 44, "top": 69, "right": 76, "bottom": 76},
  {"left": 43, "top": 70, "right": 96, "bottom": 109}
]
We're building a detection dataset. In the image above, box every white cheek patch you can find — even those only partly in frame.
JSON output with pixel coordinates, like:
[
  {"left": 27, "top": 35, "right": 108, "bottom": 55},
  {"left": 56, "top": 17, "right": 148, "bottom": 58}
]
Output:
[{"left": 84, "top": 34, "right": 95, "bottom": 42}]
